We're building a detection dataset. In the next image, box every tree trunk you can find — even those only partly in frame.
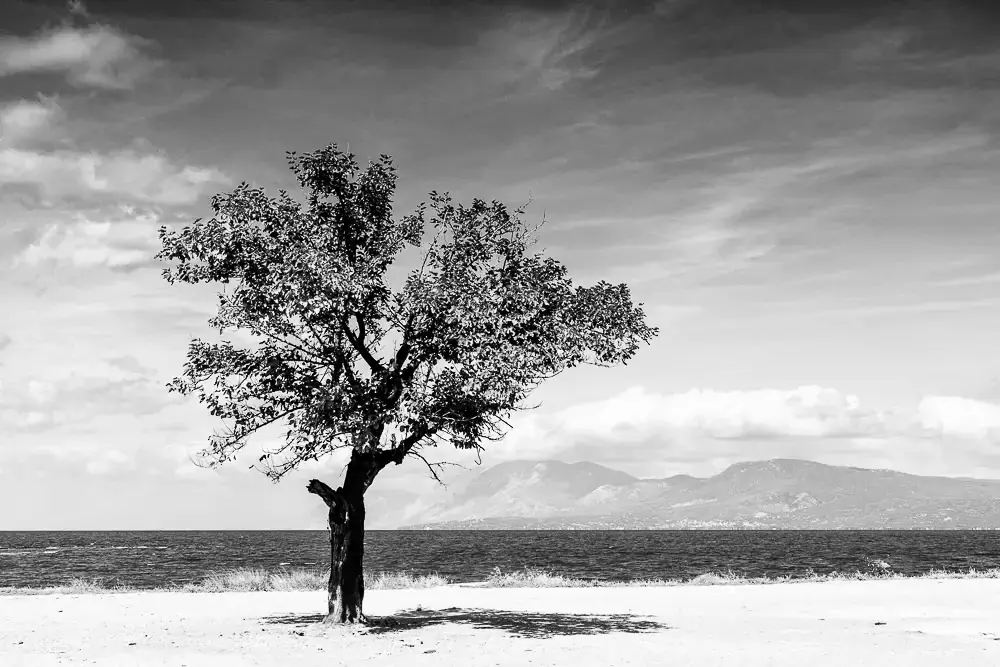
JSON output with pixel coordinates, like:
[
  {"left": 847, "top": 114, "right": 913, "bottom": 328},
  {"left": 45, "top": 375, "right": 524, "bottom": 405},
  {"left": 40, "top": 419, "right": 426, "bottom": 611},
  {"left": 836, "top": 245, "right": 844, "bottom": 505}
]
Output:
[
  {"left": 325, "top": 490, "right": 365, "bottom": 623},
  {"left": 307, "top": 451, "right": 375, "bottom": 624}
]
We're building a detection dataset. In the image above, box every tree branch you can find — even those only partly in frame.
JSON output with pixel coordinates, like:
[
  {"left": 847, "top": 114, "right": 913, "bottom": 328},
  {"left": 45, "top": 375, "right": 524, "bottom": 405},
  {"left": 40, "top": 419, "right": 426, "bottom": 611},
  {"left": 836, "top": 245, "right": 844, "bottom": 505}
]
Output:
[
  {"left": 306, "top": 479, "right": 341, "bottom": 508},
  {"left": 213, "top": 405, "right": 305, "bottom": 449},
  {"left": 326, "top": 339, "right": 362, "bottom": 393},
  {"left": 253, "top": 325, "right": 332, "bottom": 366},
  {"left": 414, "top": 452, "right": 442, "bottom": 484},
  {"left": 301, "top": 317, "right": 335, "bottom": 358},
  {"left": 394, "top": 313, "right": 416, "bottom": 371},
  {"left": 342, "top": 317, "right": 385, "bottom": 375},
  {"left": 375, "top": 420, "right": 433, "bottom": 469}
]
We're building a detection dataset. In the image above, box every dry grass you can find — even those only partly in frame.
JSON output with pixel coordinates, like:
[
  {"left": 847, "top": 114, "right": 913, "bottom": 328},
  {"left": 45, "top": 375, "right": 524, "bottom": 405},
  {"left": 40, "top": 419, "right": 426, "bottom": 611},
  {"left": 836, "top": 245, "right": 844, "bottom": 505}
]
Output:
[
  {"left": 183, "top": 568, "right": 319, "bottom": 592},
  {"left": 479, "top": 565, "right": 1000, "bottom": 588},
  {"left": 366, "top": 570, "right": 450, "bottom": 590},
  {"left": 178, "top": 568, "right": 450, "bottom": 592},
  {"left": 3, "top": 564, "right": 999, "bottom": 595},
  {"left": 0, "top": 577, "right": 135, "bottom": 595},
  {"left": 0, "top": 568, "right": 448, "bottom": 595}
]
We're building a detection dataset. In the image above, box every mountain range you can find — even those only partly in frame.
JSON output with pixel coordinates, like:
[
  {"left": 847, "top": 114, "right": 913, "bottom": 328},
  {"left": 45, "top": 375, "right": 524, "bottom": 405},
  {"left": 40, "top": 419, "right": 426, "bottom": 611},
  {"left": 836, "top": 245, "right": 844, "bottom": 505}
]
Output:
[{"left": 399, "top": 459, "right": 1000, "bottom": 529}]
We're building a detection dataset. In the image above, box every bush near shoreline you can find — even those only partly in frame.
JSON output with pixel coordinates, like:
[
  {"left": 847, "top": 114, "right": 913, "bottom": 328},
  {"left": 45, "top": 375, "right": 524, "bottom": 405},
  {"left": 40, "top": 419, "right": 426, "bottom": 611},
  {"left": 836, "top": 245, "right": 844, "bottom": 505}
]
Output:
[{"left": 3, "top": 561, "right": 1000, "bottom": 595}]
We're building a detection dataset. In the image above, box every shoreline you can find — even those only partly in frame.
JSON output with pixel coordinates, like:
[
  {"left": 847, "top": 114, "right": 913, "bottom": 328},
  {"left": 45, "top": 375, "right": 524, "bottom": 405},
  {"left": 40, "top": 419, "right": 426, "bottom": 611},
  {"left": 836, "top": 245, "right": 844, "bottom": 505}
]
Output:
[
  {"left": 3, "top": 578, "right": 999, "bottom": 665},
  {"left": 3, "top": 565, "right": 999, "bottom": 596}
]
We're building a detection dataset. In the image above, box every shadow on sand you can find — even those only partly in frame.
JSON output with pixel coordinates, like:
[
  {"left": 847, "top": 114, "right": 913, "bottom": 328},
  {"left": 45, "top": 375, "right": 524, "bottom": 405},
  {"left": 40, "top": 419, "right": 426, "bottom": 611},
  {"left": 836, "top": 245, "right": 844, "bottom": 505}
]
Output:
[{"left": 262, "top": 607, "right": 669, "bottom": 638}]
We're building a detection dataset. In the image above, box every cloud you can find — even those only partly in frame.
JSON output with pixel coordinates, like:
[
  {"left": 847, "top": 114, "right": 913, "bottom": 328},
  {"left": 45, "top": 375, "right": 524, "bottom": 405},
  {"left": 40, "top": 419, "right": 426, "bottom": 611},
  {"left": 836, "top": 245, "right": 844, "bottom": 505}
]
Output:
[
  {"left": 16, "top": 208, "right": 162, "bottom": 270},
  {"left": 0, "top": 398, "right": 229, "bottom": 483},
  {"left": 657, "top": 193, "right": 779, "bottom": 278},
  {"left": 107, "top": 354, "right": 157, "bottom": 375},
  {"left": 0, "top": 21, "right": 157, "bottom": 90},
  {"left": 84, "top": 449, "right": 134, "bottom": 475},
  {"left": 0, "top": 363, "right": 177, "bottom": 434},
  {"left": 0, "top": 100, "right": 226, "bottom": 212},
  {"left": 930, "top": 270, "right": 1000, "bottom": 288},
  {"left": 555, "top": 385, "right": 887, "bottom": 441},
  {"left": 642, "top": 123, "right": 991, "bottom": 286},
  {"left": 483, "top": 385, "right": 1000, "bottom": 476},
  {"left": 549, "top": 126, "right": 961, "bottom": 287},
  {"left": 917, "top": 396, "right": 1000, "bottom": 441},
  {"left": 157, "top": 443, "right": 221, "bottom": 481},
  {"left": 651, "top": 0, "right": 693, "bottom": 17},
  {"left": 0, "top": 147, "right": 227, "bottom": 207},
  {"left": 805, "top": 298, "right": 1000, "bottom": 319},
  {"left": 3, "top": 441, "right": 137, "bottom": 476},
  {"left": 0, "top": 7, "right": 224, "bottom": 211},
  {"left": 470, "top": 7, "right": 606, "bottom": 94},
  {"left": 637, "top": 0, "right": 1000, "bottom": 97},
  {"left": 68, "top": 0, "right": 89, "bottom": 18},
  {"left": 0, "top": 98, "right": 63, "bottom": 144}
]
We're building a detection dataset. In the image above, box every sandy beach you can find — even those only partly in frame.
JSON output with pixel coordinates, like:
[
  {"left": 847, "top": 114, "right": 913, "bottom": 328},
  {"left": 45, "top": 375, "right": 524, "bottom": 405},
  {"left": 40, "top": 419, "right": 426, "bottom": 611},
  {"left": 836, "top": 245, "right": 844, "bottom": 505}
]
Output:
[{"left": 2, "top": 578, "right": 999, "bottom": 666}]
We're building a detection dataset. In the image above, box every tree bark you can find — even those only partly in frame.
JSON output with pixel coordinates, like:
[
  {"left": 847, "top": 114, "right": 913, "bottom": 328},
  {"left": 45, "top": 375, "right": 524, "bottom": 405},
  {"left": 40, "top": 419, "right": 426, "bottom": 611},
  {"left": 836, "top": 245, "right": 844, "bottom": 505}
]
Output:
[{"left": 307, "top": 451, "right": 375, "bottom": 624}]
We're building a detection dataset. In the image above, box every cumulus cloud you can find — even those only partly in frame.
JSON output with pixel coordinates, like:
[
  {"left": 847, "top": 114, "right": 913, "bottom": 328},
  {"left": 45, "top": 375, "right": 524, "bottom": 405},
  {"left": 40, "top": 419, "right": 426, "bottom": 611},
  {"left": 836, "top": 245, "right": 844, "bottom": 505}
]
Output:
[
  {"left": 917, "top": 396, "right": 1000, "bottom": 441},
  {"left": 487, "top": 385, "right": 883, "bottom": 467},
  {"left": 0, "top": 98, "right": 62, "bottom": 144},
  {"left": 16, "top": 208, "right": 162, "bottom": 270},
  {"left": 0, "top": 99, "right": 226, "bottom": 209},
  {"left": 550, "top": 385, "right": 885, "bottom": 440},
  {"left": 0, "top": 147, "right": 227, "bottom": 207},
  {"left": 0, "top": 9, "right": 224, "bottom": 211},
  {"left": 483, "top": 385, "right": 1000, "bottom": 476},
  {"left": 0, "top": 22, "right": 157, "bottom": 90}
]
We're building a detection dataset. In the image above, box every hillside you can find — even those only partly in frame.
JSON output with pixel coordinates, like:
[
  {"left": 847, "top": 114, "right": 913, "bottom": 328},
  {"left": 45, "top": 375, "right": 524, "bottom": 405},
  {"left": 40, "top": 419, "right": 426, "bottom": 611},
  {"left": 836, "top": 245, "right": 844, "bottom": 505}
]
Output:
[{"left": 400, "top": 459, "right": 1000, "bottom": 529}]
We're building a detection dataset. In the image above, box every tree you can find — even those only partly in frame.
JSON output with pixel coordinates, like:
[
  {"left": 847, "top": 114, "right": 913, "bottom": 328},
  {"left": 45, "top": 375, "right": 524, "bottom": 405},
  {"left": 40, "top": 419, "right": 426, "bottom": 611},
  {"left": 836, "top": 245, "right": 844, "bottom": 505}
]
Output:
[{"left": 155, "top": 143, "right": 658, "bottom": 624}]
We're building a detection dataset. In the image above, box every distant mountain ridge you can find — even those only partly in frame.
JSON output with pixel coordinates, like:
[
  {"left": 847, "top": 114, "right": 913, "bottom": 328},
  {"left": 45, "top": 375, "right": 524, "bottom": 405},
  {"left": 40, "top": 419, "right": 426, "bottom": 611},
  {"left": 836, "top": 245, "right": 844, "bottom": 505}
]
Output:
[{"left": 400, "top": 458, "right": 1000, "bottom": 529}]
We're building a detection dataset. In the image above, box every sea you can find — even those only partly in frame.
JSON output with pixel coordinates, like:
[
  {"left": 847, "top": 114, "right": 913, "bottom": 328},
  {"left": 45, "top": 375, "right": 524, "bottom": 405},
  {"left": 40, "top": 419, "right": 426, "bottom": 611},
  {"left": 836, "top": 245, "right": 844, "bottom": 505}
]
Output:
[{"left": 1, "top": 530, "right": 998, "bottom": 589}]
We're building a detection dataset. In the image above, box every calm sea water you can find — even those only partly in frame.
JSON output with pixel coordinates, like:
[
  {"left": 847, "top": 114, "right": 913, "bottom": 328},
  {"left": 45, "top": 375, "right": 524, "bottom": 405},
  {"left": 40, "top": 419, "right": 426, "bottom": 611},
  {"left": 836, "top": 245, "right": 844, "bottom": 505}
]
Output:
[{"left": 1, "top": 531, "right": 998, "bottom": 589}]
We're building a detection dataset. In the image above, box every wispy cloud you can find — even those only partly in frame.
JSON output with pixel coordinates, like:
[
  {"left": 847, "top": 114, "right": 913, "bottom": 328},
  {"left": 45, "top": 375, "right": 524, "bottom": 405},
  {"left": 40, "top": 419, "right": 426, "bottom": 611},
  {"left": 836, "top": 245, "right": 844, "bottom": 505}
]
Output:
[
  {"left": 929, "top": 271, "right": 1000, "bottom": 288},
  {"left": 800, "top": 298, "right": 1000, "bottom": 319},
  {"left": 0, "top": 363, "right": 177, "bottom": 435},
  {"left": 477, "top": 7, "right": 607, "bottom": 93}
]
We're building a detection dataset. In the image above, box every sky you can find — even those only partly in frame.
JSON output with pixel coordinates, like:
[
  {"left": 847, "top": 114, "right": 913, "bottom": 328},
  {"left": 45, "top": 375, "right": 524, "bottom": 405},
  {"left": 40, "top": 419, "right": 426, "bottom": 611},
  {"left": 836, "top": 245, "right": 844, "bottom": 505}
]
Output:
[{"left": 2, "top": 0, "right": 1000, "bottom": 529}]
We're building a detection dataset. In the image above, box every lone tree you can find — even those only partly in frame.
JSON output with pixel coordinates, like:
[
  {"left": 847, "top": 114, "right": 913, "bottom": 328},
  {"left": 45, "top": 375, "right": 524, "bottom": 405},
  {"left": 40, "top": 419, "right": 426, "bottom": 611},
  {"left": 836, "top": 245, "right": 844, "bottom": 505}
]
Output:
[{"left": 156, "top": 144, "right": 658, "bottom": 624}]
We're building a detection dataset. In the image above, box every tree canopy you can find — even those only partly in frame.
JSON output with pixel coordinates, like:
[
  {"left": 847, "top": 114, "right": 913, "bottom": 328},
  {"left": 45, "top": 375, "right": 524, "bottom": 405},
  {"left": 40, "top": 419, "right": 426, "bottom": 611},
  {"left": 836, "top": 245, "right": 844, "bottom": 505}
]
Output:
[{"left": 156, "top": 144, "right": 658, "bottom": 487}]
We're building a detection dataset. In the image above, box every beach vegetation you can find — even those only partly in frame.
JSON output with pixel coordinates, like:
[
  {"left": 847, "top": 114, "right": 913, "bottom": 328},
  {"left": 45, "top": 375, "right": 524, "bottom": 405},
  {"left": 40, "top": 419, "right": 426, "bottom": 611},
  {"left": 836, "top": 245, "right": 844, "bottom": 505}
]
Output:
[{"left": 5, "top": 564, "right": 1000, "bottom": 596}]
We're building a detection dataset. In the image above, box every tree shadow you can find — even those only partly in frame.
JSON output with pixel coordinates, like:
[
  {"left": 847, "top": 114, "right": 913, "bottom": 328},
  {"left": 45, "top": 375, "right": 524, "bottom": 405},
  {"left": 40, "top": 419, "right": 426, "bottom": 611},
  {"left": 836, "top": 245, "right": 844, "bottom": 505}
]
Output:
[
  {"left": 264, "top": 613, "right": 327, "bottom": 626},
  {"left": 262, "top": 607, "right": 669, "bottom": 639}
]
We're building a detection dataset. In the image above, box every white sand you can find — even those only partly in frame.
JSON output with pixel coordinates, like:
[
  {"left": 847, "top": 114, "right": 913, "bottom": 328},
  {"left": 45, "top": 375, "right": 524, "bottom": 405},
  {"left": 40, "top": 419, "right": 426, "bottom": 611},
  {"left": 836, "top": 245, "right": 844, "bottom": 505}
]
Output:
[{"left": 2, "top": 579, "right": 999, "bottom": 666}]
